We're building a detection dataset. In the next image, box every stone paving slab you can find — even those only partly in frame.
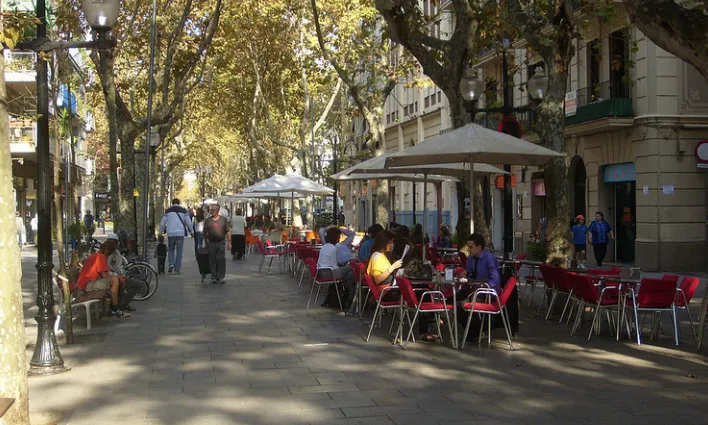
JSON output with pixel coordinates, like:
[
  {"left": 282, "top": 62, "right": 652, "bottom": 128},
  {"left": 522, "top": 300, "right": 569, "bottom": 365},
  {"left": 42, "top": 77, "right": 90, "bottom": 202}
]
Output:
[{"left": 20, "top": 239, "right": 708, "bottom": 425}]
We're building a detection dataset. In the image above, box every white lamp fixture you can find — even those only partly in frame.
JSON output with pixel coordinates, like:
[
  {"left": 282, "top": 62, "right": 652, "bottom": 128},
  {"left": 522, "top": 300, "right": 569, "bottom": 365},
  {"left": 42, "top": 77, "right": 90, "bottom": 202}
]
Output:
[
  {"left": 527, "top": 67, "right": 548, "bottom": 101},
  {"left": 81, "top": 0, "right": 121, "bottom": 30},
  {"left": 459, "top": 69, "right": 484, "bottom": 102}
]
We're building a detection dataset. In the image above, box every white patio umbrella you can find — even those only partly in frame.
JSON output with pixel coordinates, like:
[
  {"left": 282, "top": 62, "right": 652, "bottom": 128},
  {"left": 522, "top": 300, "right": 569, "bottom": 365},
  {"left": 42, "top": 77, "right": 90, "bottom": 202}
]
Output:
[
  {"left": 385, "top": 123, "right": 564, "bottom": 235},
  {"left": 224, "top": 192, "right": 306, "bottom": 223},
  {"left": 334, "top": 152, "right": 505, "bottom": 178},
  {"left": 243, "top": 174, "right": 334, "bottom": 226},
  {"left": 333, "top": 162, "right": 508, "bottom": 261},
  {"left": 242, "top": 174, "right": 334, "bottom": 195}
]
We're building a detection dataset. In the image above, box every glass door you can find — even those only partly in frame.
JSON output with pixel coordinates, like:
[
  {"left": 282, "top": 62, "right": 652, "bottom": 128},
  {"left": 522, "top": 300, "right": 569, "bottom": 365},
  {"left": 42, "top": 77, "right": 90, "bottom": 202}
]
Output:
[{"left": 614, "top": 181, "right": 636, "bottom": 263}]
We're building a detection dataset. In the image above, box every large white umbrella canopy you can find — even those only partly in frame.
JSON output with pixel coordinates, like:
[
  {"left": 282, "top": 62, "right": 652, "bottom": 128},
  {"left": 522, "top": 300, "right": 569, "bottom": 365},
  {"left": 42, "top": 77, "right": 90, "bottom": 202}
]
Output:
[
  {"left": 334, "top": 152, "right": 507, "bottom": 178},
  {"left": 225, "top": 192, "right": 306, "bottom": 200},
  {"left": 384, "top": 123, "right": 564, "bottom": 236},
  {"left": 243, "top": 174, "right": 334, "bottom": 195},
  {"left": 384, "top": 123, "right": 564, "bottom": 167},
  {"left": 332, "top": 172, "right": 455, "bottom": 183}
]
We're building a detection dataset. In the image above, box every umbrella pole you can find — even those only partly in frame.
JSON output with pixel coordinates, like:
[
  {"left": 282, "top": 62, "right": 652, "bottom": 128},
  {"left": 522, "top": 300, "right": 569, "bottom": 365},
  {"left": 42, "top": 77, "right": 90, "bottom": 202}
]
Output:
[
  {"left": 291, "top": 192, "right": 294, "bottom": 227},
  {"left": 422, "top": 174, "right": 428, "bottom": 262},
  {"left": 387, "top": 180, "right": 393, "bottom": 227},
  {"left": 469, "top": 162, "right": 475, "bottom": 236}
]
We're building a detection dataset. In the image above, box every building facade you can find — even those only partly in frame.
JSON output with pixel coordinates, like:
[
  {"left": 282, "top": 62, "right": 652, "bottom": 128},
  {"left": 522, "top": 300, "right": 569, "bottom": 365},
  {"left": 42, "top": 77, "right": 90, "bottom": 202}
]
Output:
[
  {"left": 340, "top": 5, "right": 707, "bottom": 271},
  {"left": 5, "top": 46, "right": 94, "bottom": 241}
]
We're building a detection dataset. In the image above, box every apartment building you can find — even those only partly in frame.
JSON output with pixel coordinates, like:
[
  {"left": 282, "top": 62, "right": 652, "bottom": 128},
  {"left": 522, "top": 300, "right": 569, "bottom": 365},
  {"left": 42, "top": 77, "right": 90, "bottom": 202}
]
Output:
[
  {"left": 340, "top": 4, "right": 707, "bottom": 271},
  {"left": 5, "top": 47, "right": 94, "bottom": 238}
]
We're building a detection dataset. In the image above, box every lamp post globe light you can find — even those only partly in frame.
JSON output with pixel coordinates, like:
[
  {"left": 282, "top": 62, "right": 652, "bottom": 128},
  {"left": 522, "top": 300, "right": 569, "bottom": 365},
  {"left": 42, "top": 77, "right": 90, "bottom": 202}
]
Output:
[
  {"left": 29, "top": 0, "right": 120, "bottom": 375},
  {"left": 459, "top": 70, "right": 484, "bottom": 104},
  {"left": 458, "top": 55, "right": 547, "bottom": 260},
  {"left": 81, "top": 0, "right": 121, "bottom": 31},
  {"left": 526, "top": 67, "right": 548, "bottom": 102}
]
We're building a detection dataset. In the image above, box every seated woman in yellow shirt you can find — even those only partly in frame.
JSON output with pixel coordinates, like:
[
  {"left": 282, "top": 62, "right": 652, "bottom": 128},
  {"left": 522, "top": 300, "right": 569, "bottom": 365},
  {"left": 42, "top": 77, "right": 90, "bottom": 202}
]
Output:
[{"left": 366, "top": 232, "right": 402, "bottom": 290}]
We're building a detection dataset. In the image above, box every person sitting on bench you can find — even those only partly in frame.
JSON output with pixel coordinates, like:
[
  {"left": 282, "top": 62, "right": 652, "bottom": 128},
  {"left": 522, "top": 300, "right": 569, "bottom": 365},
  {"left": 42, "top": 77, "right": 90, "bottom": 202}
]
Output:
[{"left": 76, "top": 240, "right": 131, "bottom": 319}]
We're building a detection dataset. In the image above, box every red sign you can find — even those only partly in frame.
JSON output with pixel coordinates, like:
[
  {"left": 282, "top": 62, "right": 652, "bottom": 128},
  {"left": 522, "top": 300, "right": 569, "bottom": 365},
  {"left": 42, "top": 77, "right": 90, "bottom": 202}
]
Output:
[{"left": 695, "top": 140, "right": 708, "bottom": 167}]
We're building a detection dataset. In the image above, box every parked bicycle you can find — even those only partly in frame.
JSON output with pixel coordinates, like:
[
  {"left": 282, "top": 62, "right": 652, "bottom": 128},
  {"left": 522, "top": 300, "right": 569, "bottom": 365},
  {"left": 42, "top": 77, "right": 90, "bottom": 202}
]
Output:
[{"left": 120, "top": 247, "right": 159, "bottom": 301}]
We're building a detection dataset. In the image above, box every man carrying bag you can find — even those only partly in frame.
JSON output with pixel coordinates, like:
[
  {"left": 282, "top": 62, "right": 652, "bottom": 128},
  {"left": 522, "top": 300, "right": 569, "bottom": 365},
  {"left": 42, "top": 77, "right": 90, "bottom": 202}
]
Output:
[{"left": 160, "top": 198, "right": 194, "bottom": 274}]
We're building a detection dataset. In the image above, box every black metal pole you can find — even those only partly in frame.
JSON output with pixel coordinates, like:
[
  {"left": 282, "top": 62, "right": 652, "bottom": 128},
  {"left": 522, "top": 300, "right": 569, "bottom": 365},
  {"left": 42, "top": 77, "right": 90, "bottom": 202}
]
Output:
[
  {"left": 29, "top": 0, "right": 68, "bottom": 375},
  {"left": 141, "top": 0, "right": 158, "bottom": 261},
  {"left": 332, "top": 135, "right": 338, "bottom": 225},
  {"left": 501, "top": 52, "right": 514, "bottom": 259}
]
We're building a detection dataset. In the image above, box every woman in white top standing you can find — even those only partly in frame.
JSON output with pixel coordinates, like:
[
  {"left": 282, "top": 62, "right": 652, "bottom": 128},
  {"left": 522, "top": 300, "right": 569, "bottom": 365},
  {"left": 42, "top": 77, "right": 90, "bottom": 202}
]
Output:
[
  {"left": 230, "top": 208, "right": 247, "bottom": 260},
  {"left": 193, "top": 208, "right": 206, "bottom": 255},
  {"left": 317, "top": 226, "right": 356, "bottom": 308}
]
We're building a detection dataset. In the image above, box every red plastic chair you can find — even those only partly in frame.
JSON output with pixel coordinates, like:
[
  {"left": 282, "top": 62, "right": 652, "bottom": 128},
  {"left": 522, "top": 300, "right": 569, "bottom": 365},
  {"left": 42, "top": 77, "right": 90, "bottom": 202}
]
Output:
[
  {"left": 460, "top": 277, "right": 517, "bottom": 350},
  {"left": 566, "top": 272, "right": 621, "bottom": 340},
  {"left": 394, "top": 276, "right": 454, "bottom": 349},
  {"left": 363, "top": 274, "right": 403, "bottom": 342},
  {"left": 427, "top": 246, "right": 441, "bottom": 267},
  {"left": 544, "top": 266, "right": 574, "bottom": 322},
  {"left": 536, "top": 264, "right": 556, "bottom": 317},
  {"left": 676, "top": 277, "right": 700, "bottom": 341},
  {"left": 257, "top": 240, "right": 285, "bottom": 274},
  {"left": 629, "top": 278, "right": 680, "bottom": 345},
  {"left": 297, "top": 247, "right": 319, "bottom": 288},
  {"left": 523, "top": 262, "right": 545, "bottom": 307},
  {"left": 305, "top": 258, "right": 343, "bottom": 310}
]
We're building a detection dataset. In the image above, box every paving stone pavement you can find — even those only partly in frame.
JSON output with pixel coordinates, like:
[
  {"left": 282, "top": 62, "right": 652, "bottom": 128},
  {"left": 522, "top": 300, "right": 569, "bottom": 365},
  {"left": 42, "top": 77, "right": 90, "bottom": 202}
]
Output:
[{"left": 22, "top": 239, "right": 708, "bottom": 425}]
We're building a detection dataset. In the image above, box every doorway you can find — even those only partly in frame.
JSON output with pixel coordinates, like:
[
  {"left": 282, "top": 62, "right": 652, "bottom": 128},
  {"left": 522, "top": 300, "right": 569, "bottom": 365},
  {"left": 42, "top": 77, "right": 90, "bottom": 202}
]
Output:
[
  {"left": 614, "top": 181, "right": 636, "bottom": 263},
  {"left": 571, "top": 156, "right": 587, "bottom": 219}
]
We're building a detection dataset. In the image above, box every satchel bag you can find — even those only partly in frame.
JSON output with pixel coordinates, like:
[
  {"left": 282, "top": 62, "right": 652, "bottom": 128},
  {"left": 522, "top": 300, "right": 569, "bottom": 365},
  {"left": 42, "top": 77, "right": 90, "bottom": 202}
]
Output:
[{"left": 404, "top": 259, "right": 433, "bottom": 280}]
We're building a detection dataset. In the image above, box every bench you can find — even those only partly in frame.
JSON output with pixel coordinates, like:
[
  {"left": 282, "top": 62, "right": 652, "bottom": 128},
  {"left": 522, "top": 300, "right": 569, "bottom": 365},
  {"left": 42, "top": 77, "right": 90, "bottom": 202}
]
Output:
[{"left": 53, "top": 271, "right": 107, "bottom": 332}]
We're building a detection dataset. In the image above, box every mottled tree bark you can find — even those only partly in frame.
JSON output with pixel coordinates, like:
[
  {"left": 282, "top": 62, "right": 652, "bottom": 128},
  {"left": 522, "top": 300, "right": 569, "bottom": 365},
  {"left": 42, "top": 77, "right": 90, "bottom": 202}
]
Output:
[
  {"left": 0, "top": 48, "right": 30, "bottom": 425},
  {"left": 507, "top": 0, "right": 575, "bottom": 262},
  {"left": 624, "top": 0, "right": 708, "bottom": 82}
]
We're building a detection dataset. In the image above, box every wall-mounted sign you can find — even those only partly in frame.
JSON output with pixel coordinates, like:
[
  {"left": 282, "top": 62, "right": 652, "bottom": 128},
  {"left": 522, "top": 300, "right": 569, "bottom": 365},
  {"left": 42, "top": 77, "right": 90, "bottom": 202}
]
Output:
[
  {"left": 642, "top": 185, "right": 649, "bottom": 195},
  {"left": 532, "top": 180, "right": 545, "bottom": 196},
  {"left": 695, "top": 140, "right": 708, "bottom": 168},
  {"left": 604, "top": 162, "right": 636, "bottom": 182},
  {"left": 662, "top": 185, "right": 675, "bottom": 195},
  {"left": 565, "top": 91, "right": 577, "bottom": 117}
]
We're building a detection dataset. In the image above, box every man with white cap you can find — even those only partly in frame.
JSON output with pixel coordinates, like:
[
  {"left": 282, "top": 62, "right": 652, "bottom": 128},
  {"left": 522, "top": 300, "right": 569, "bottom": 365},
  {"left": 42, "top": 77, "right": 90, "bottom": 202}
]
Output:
[{"left": 104, "top": 233, "right": 143, "bottom": 312}]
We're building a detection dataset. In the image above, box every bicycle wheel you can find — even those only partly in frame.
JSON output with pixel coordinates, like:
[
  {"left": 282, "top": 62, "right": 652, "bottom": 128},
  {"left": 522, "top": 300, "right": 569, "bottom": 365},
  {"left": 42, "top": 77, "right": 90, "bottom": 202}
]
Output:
[{"left": 125, "top": 262, "right": 159, "bottom": 301}]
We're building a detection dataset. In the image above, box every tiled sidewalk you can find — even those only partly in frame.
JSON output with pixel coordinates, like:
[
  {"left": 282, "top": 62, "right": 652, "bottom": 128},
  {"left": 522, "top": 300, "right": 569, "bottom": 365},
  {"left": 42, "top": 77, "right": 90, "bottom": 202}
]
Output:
[{"left": 23, "top": 240, "right": 708, "bottom": 425}]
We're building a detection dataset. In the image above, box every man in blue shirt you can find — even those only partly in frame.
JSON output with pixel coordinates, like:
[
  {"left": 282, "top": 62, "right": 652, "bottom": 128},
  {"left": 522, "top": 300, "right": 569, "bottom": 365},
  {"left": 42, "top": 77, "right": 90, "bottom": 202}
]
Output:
[
  {"left": 587, "top": 211, "right": 614, "bottom": 267},
  {"left": 463, "top": 233, "right": 501, "bottom": 291},
  {"left": 358, "top": 224, "right": 383, "bottom": 263},
  {"left": 456, "top": 233, "right": 501, "bottom": 341},
  {"left": 336, "top": 228, "right": 356, "bottom": 266}
]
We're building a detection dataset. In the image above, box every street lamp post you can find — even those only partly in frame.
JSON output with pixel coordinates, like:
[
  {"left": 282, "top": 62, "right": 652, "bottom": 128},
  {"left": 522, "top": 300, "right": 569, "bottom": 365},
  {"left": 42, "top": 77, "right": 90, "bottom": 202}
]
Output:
[
  {"left": 460, "top": 52, "right": 548, "bottom": 258},
  {"left": 25, "top": 0, "right": 120, "bottom": 375}
]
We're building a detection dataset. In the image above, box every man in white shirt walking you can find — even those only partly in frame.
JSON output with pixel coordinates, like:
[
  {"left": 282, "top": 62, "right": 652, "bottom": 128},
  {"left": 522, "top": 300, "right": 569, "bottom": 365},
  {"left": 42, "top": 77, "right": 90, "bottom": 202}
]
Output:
[
  {"left": 230, "top": 208, "right": 247, "bottom": 260},
  {"left": 159, "top": 198, "right": 194, "bottom": 274}
]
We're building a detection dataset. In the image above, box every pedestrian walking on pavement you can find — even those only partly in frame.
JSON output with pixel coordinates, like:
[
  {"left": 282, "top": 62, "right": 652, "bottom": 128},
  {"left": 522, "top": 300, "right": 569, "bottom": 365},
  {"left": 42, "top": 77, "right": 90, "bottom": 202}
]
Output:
[
  {"left": 15, "top": 211, "right": 26, "bottom": 248},
  {"left": 587, "top": 211, "right": 614, "bottom": 267},
  {"left": 230, "top": 208, "right": 247, "bottom": 260},
  {"left": 160, "top": 198, "right": 194, "bottom": 274},
  {"left": 193, "top": 208, "right": 206, "bottom": 255},
  {"left": 204, "top": 204, "right": 231, "bottom": 284}
]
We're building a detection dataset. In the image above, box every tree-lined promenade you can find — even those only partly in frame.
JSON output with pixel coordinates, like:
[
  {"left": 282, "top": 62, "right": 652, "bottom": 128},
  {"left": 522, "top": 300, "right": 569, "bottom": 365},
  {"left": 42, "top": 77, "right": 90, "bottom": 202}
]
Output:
[{"left": 1, "top": 0, "right": 708, "bottom": 423}]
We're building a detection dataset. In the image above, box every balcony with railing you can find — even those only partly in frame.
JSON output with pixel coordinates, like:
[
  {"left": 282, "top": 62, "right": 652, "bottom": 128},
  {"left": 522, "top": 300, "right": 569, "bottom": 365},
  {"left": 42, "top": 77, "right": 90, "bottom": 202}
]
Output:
[
  {"left": 9, "top": 117, "right": 36, "bottom": 153},
  {"left": 475, "top": 109, "right": 538, "bottom": 136},
  {"left": 4, "top": 51, "right": 36, "bottom": 82},
  {"left": 565, "top": 80, "right": 633, "bottom": 126}
]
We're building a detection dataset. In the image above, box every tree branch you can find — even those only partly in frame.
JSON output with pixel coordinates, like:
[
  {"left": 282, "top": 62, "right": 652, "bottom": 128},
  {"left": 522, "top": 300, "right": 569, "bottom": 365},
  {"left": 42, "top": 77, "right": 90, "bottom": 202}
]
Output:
[{"left": 624, "top": 0, "right": 708, "bottom": 81}]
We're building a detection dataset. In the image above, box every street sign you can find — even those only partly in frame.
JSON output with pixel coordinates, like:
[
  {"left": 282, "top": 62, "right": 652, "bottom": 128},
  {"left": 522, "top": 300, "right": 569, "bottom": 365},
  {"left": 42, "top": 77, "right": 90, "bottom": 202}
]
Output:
[
  {"left": 565, "top": 91, "right": 577, "bottom": 117},
  {"left": 94, "top": 192, "right": 109, "bottom": 200},
  {"left": 694, "top": 140, "right": 708, "bottom": 168}
]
